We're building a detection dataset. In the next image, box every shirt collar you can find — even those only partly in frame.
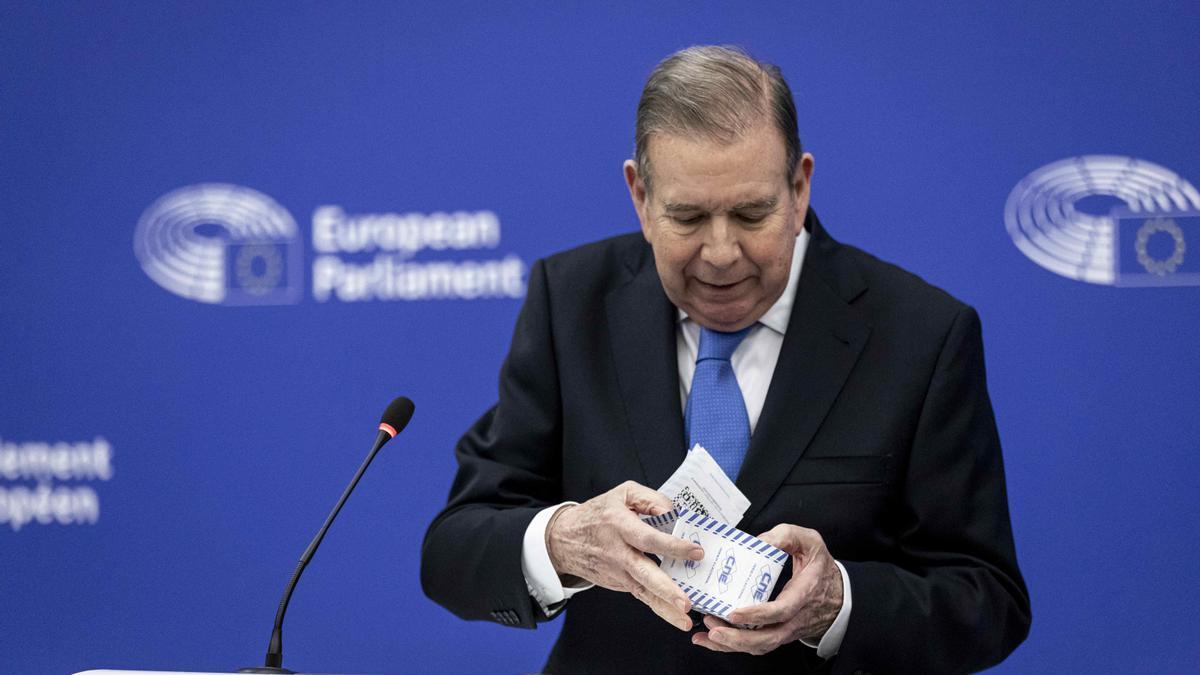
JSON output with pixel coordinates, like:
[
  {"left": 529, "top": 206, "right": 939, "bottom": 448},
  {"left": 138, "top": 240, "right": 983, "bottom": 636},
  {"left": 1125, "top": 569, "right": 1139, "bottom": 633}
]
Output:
[{"left": 676, "top": 226, "right": 809, "bottom": 336}]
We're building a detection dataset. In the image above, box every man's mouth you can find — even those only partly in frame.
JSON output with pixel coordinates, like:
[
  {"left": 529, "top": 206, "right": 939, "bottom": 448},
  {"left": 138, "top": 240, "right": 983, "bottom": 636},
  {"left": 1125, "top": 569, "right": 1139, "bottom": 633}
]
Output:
[{"left": 695, "top": 278, "right": 748, "bottom": 293}]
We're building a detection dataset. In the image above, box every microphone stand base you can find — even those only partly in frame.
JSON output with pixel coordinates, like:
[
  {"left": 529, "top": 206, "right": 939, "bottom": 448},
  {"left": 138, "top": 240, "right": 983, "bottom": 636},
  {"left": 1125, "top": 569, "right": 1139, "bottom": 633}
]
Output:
[{"left": 237, "top": 668, "right": 296, "bottom": 674}]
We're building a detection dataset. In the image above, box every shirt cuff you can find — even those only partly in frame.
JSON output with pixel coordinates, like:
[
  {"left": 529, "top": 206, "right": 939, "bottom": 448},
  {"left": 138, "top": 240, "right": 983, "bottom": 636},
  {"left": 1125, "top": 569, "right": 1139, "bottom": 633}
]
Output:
[
  {"left": 521, "top": 502, "right": 594, "bottom": 615},
  {"left": 799, "top": 560, "right": 852, "bottom": 659}
]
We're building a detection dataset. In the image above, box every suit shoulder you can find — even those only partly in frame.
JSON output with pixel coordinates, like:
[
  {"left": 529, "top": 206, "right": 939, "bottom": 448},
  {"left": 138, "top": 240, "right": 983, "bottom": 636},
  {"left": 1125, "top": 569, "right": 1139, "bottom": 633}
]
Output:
[
  {"left": 537, "top": 231, "right": 650, "bottom": 297},
  {"left": 834, "top": 241, "right": 975, "bottom": 330}
]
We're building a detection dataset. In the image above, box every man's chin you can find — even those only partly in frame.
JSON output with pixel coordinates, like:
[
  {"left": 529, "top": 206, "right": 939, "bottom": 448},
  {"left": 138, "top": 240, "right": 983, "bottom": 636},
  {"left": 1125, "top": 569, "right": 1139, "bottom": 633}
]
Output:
[{"left": 689, "top": 304, "right": 759, "bottom": 333}]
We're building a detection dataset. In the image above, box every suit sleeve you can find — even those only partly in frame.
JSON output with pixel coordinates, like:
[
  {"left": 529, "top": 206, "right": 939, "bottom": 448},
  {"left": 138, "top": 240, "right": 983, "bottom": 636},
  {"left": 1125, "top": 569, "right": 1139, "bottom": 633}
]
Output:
[
  {"left": 836, "top": 306, "right": 1031, "bottom": 673},
  {"left": 420, "top": 258, "right": 564, "bottom": 628}
]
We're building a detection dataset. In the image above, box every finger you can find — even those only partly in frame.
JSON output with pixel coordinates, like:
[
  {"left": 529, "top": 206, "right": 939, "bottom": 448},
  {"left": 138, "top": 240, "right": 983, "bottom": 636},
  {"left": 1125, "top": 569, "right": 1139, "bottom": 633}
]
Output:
[
  {"left": 630, "top": 584, "right": 689, "bottom": 630},
  {"left": 619, "top": 481, "right": 676, "bottom": 516},
  {"left": 756, "top": 523, "right": 822, "bottom": 556},
  {"left": 703, "top": 615, "right": 732, "bottom": 630},
  {"left": 621, "top": 515, "right": 704, "bottom": 559},
  {"left": 627, "top": 576, "right": 692, "bottom": 632},
  {"left": 692, "top": 631, "right": 737, "bottom": 652},
  {"left": 706, "top": 621, "right": 790, "bottom": 656},
  {"left": 627, "top": 552, "right": 691, "bottom": 610}
]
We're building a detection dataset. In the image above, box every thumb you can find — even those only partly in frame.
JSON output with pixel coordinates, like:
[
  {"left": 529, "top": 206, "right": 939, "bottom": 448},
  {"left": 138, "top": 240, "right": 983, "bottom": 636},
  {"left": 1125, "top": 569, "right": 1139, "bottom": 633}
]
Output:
[
  {"left": 757, "top": 524, "right": 822, "bottom": 556},
  {"left": 620, "top": 481, "right": 675, "bottom": 516}
]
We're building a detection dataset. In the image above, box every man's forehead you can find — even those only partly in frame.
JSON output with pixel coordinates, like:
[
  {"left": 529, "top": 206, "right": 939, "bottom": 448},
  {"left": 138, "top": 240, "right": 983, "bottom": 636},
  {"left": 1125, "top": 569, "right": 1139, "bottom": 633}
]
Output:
[
  {"left": 650, "top": 174, "right": 787, "bottom": 210},
  {"left": 642, "top": 128, "right": 791, "bottom": 208}
]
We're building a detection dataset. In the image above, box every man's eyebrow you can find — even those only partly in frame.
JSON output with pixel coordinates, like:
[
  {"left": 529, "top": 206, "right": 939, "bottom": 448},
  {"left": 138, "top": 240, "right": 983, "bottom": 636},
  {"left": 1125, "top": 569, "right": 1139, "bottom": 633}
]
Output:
[
  {"left": 662, "top": 197, "right": 779, "bottom": 212},
  {"left": 730, "top": 197, "right": 778, "bottom": 211},
  {"left": 663, "top": 202, "right": 706, "bottom": 213}
]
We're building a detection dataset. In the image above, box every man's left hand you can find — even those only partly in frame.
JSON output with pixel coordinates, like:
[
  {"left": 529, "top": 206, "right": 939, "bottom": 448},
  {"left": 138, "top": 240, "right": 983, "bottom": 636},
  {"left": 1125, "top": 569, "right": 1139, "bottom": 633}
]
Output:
[{"left": 692, "top": 524, "right": 843, "bottom": 656}]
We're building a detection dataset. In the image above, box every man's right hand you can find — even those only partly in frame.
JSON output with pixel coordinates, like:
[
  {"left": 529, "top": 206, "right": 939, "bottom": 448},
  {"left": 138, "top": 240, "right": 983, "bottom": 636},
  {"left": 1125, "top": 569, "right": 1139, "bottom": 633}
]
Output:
[{"left": 546, "top": 480, "right": 704, "bottom": 631}]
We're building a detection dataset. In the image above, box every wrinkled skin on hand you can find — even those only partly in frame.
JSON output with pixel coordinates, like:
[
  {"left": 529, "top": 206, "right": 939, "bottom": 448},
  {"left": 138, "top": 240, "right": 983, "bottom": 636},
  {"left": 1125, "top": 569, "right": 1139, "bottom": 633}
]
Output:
[
  {"left": 693, "top": 524, "right": 843, "bottom": 655},
  {"left": 546, "top": 480, "right": 705, "bottom": 631}
]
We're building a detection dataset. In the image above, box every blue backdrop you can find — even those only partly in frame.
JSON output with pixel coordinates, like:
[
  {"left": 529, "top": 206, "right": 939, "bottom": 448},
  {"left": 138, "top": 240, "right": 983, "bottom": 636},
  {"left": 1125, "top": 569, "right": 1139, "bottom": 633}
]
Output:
[{"left": 3, "top": 2, "right": 1198, "bottom": 672}]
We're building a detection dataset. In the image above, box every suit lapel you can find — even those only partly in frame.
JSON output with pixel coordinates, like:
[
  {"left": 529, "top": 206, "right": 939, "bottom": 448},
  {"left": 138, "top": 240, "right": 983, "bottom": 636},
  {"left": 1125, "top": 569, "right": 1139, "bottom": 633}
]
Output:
[
  {"left": 736, "top": 213, "right": 872, "bottom": 524},
  {"left": 606, "top": 250, "right": 687, "bottom": 489}
]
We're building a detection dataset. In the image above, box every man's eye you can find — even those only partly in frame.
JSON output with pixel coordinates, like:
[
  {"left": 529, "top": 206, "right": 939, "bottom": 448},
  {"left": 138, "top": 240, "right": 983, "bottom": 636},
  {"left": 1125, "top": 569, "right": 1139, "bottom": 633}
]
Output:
[
  {"left": 737, "top": 213, "right": 768, "bottom": 224},
  {"left": 674, "top": 214, "right": 706, "bottom": 225}
]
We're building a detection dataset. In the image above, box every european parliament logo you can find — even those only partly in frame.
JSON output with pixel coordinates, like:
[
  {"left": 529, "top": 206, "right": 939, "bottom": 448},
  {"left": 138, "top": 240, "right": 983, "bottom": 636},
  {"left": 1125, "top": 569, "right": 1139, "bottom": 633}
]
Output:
[
  {"left": 134, "top": 184, "right": 526, "bottom": 304},
  {"left": 134, "top": 183, "right": 304, "bottom": 304},
  {"left": 1004, "top": 156, "right": 1200, "bottom": 286}
]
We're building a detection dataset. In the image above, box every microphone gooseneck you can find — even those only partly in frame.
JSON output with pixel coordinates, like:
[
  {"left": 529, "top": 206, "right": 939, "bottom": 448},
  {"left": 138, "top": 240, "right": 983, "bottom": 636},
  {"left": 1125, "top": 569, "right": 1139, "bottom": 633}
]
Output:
[{"left": 239, "top": 396, "right": 415, "bottom": 674}]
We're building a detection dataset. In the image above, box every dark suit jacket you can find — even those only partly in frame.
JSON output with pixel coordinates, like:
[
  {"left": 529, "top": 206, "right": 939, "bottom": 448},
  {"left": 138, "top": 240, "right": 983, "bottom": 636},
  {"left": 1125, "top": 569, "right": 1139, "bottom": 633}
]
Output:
[{"left": 422, "top": 211, "right": 1030, "bottom": 674}]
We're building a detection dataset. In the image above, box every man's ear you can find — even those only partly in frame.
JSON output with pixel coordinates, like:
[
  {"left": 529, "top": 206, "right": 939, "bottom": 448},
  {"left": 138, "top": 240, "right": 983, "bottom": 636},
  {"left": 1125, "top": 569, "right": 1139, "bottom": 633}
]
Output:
[
  {"left": 623, "top": 159, "right": 652, "bottom": 241},
  {"left": 792, "top": 153, "right": 815, "bottom": 233}
]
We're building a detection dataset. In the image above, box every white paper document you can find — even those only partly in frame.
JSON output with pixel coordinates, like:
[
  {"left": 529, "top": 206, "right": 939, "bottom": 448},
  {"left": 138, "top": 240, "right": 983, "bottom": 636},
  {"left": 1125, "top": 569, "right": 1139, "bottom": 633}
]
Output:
[{"left": 650, "top": 443, "right": 751, "bottom": 530}]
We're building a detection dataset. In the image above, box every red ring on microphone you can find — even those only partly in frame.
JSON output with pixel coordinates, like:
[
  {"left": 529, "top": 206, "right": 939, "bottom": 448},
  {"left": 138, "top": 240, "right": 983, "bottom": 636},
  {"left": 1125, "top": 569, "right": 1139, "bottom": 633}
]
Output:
[{"left": 379, "top": 422, "right": 398, "bottom": 438}]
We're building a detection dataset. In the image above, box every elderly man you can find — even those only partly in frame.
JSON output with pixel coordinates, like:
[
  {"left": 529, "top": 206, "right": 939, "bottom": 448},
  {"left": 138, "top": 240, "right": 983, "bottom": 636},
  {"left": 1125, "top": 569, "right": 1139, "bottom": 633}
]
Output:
[{"left": 422, "top": 45, "right": 1030, "bottom": 673}]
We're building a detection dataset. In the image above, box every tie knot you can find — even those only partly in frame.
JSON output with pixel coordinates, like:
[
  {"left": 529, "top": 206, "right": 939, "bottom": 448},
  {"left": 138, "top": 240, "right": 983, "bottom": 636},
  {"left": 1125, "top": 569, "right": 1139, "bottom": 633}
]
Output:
[{"left": 697, "top": 325, "right": 752, "bottom": 362}]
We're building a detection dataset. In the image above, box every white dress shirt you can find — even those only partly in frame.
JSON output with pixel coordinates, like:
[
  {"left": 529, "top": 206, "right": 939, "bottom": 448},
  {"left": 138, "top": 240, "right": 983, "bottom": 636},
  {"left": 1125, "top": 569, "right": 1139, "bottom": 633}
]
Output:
[{"left": 521, "top": 228, "right": 852, "bottom": 658}]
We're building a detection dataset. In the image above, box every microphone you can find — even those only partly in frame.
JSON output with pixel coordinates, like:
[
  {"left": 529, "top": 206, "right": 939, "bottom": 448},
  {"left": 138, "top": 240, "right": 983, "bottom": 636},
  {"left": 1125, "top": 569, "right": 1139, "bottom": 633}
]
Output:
[{"left": 239, "top": 396, "right": 415, "bottom": 674}]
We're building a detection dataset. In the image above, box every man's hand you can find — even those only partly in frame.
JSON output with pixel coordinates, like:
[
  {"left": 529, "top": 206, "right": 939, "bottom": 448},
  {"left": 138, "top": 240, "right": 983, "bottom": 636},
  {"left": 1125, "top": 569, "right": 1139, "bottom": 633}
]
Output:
[
  {"left": 693, "top": 524, "right": 843, "bottom": 655},
  {"left": 546, "top": 480, "right": 704, "bottom": 631}
]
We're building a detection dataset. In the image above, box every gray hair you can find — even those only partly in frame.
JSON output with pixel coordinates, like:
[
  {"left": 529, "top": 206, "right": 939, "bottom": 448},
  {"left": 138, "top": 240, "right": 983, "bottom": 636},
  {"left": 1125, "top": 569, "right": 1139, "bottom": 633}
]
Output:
[{"left": 634, "top": 45, "right": 802, "bottom": 191}]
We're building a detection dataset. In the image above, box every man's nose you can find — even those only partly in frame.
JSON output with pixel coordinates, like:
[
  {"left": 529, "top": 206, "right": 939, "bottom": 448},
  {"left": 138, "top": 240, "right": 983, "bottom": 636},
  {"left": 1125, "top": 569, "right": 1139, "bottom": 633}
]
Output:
[{"left": 700, "top": 218, "right": 741, "bottom": 268}]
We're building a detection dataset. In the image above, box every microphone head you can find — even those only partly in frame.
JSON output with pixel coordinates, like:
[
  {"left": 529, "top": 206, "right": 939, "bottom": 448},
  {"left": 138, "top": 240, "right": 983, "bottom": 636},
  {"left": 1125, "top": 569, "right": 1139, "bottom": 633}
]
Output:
[{"left": 379, "top": 396, "right": 415, "bottom": 438}]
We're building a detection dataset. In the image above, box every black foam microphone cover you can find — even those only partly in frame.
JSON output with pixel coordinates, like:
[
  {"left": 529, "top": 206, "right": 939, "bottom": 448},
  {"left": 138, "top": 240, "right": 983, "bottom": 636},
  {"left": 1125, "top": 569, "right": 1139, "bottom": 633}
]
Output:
[{"left": 381, "top": 396, "right": 415, "bottom": 433}]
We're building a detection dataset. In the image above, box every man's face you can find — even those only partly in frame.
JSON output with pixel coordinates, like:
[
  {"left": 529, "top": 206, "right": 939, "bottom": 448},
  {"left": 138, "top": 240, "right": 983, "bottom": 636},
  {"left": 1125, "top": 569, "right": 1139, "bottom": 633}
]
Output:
[{"left": 625, "top": 123, "right": 814, "bottom": 332}]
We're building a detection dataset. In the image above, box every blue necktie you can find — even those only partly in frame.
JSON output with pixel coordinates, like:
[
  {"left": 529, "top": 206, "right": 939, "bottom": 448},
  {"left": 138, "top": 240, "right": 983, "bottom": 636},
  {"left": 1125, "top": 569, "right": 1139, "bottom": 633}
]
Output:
[{"left": 685, "top": 325, "right": 752, "bottom": 481}]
